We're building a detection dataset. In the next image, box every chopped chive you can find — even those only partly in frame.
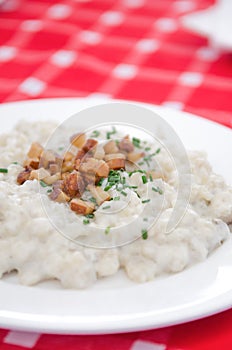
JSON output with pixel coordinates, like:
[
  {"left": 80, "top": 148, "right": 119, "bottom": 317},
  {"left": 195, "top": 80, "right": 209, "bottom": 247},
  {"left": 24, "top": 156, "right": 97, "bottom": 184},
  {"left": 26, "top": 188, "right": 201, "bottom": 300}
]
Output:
[
  {"left": 12, "top": 162, "right": 19, "bottom": 165},
  {"left": 103, "top": 205, "right": 111, "bottom": 210},
  {"left": 106, "top": 127, "right": 117, "bottom": 139},
  {"left": 104, "top": 184, "right": 113, "bottom": 191},
  {"left": 121, "top": 176, "right": 126, "bottom": 184},
  {"left": 143, "top": 218, "right": 148, "bottom": 222},
  {"left": 142, "top": 229, "right": 148, "bottom": 240},
  {"left": 97, "top": 178, "right": 105, "bottom": 186},
  {"left": 149, "top": 174, "right": 153, "bottom": 182},
  {"left": 0, "top": 168, "right": 8, "bottom": 173},
  {"left": 128, "top": 170, "right": 146, "bottom": 177},
  {"left": 132, "top": 137, "right": 141, "bottom": 148},
  {"left": 85, "top": 213, "right": 95, "bottom": 219},
  {"left": 58, "top": 146, "right": 64, "bottom": 151},
  {"left": 142, "top": 175, "right": 148, "bottom": 184},
  {"left": 152, "top": 186, "right": 163, "bottom": 195},
  {"left": 145, "top": 147, "right": 151, "bottom": 151},
  {"left": 89, "top": 197, "right": 97, "bottom": 204},
  {"left": 135, "top": 191, "right": 141, "bottom": 198},
  {"left": 142, "top": 199, "right": 150, "bottom": 204},
  {"left": 91, "top": 130, "right": 100, "bottom": 138},
  {"left": 138, "top": 161, "right": 144, "bottom": 166},
  {"left": 121, "top": 190, "right": 127, "bottom": 197},
  {"left": 40, "top": 180, "right": 50, "bottom": 187},
  {"left": 83, "top": 218, "right": 90, "bottom": 225},
  {"left": 105, "top": 226, "right": 111, "bottom": 234},
  {"left": 128, "top": 185, "right": 138, "bottom": 189},
  {"left": 47, "top": 189, "right": 52, "bottom": 193},
  {"left": 114, "top": 196, "right": 120, "bottom": 201}
]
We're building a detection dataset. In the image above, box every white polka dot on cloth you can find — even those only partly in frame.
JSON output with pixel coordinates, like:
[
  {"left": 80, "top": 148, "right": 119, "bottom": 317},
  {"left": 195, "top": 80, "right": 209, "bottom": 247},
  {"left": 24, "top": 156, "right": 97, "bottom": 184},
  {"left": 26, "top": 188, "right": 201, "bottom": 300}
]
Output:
[
  {"left": 20, "top": 20, "right": 43, "bottom": 32},
  {"left": 19, "top": 77, "right": 46, "bottom": 96},
  {"left": 136, "top": 39, "right": 160, "bottom": 53},
  {"left": 0, "top": 46, "right": 17, "bottom": 62},
  {"left": 100, "top": 11, "right": 124, "bottom": 26},
  {"left": 51, "top": 50, "right": 77, "bottom": 67},
  {"left": 79, "top": 31, "right": 102, "bottom": 45},
  {"left": 155, "top": 18, "right": 178, "bottom": 33},
  {"left": 113, "top": 64, "right": 138, "bottom": 79},
  {"left": 162, "top": 101, "right": 184, "bottom": 110},
  {"left": 0, "top": 0, "right": 20, "bottom": 12},
  {"left": 172, "top": 0, "right": 196, "bottom": 12},
  {"left": 123, "top": 0, "right": 145, "bottom": 9},
  {"left": 131, "top": 340, "right": 166, "bottom": 350},
  {"left": 47, "top": 4, "right": 72, "bottom": 19},
  {"left": 196, "top": 47, "right": 220, "bottom": 61},
  {"left": 4, "top": 331, "right": 40, "bottom": 348},
  {"left": 178, "top": 72, "right": 203, "bottom": 87}
]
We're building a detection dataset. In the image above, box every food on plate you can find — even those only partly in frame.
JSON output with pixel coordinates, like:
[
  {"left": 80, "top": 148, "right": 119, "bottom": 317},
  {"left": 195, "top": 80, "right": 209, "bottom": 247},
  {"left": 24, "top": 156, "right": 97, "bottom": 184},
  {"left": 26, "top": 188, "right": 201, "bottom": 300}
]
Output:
[{"left": 0, "top": 121, "right": 231, "bottom": 289}]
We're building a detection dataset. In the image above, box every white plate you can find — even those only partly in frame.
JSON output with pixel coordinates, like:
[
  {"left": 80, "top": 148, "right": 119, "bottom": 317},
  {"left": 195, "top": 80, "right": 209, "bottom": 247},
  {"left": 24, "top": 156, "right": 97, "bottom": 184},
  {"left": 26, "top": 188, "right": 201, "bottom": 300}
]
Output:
[{"left": 0, "top": 98, "right": 232, "bottom": 334}]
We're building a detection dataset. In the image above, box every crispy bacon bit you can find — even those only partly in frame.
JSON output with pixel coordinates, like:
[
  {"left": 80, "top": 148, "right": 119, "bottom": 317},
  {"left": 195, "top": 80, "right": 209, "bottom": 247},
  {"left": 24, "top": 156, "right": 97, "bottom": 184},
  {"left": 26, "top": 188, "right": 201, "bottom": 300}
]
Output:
[
  {"left": 118, "top": 135, "right": 134, "bottom": 153},
  {"left": 43, "top": 173, "right": 61, "bottom": 185},
  {"left": 17, "top": 167, "right": 32, "bottom": 185},
  {"left": 79, "top": 158, "right": 109, "bottom": 178},
  {"left": 49, "top": 188, "right": 70, "bottom": 203},
  {"left": 23, "top": 158, "right": 40, "bottom": 170},
  {"left": 40, "top": 150, "right": 56, "bottom": 169},
  {"left": 103, "top": 140, "right": 119, "bottom": 154},
  {"left": 49, "top": 163, "right": 60, "bottom": 175},
  {"left": 62, "top": 161, "right": 74, "bottom": 173},
  {"left": 70, "top": 133, "right": 86, "bottom": 148},
  {"left": 64, "top": 151, "right": 74, "bottom": 162},
  {"left": 27, "top": 142, "right": 44, "bottom": 159},
  {"left": 87, "top": 185, "right": 111, "bottom": 205},
  {"left": 29, "top": 168, "right": 50, "bottom": 181},
  {"left": 70, "top": 198, "right": 95, "bottom": 215},
  {"left": 63, "top": 171, "right": 85, "bottom": 198},
  {"left": 82, "top": 139, "right": 98, "bottom": 153},
  {"left": 105, "top": 153, "right": 126, "bottom": 170},
  {"left": 127, "top": 152, "right": 145, "bottom": 163},
  {"left": 93, "top": 145, "right": 105, "bottom": 160}
]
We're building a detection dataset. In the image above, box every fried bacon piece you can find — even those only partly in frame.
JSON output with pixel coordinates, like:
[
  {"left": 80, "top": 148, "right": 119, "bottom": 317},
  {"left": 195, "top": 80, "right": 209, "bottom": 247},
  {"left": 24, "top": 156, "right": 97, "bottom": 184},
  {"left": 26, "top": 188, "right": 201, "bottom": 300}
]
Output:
[
  {"left": 105, "top": 153, "right": 126, "bottom": 170},
  {"left": 63, "top": 171, "right": 85, "bottom": 198},
  {"left": 17, "top": 167, "right": 32, "bottom": 185},
  {"left": 79, "top": 158, "right": 109, "bottom": 179},
  {"left": 103, "top": 140, "right": 119, "bottom": 154},
  {"left": 70, "top": 198, "right": 95, "bottom": 215},
  {"left": 118, "top": 135, "right": 134, "bottom": 153},
  {"left": 82, "top": 139, "right": 98, "bottom": 153},
  {"left": 23, "top": 158, "right": 40, "bottom": 170},
  {"left": 27, "top": 142, "right": 44, "bottom": 159},
  {"left": 70, "top": 133, "right": 86, "bottom": 148},
  {"left": 49, "top": 187, "right": 70, "bottom": 203},
  {"left": 87, "top": 184, "right": 111, "bottom": 205},
  {"left": 127, "top": 152, "right": 145, "bottom": 163}
]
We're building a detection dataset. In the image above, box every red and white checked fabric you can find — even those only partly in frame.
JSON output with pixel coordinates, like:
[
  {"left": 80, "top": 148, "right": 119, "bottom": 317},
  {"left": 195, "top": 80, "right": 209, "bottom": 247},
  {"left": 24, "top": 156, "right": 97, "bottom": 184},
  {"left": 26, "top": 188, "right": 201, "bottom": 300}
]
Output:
[{"left": 0, "top": 0, "right": 232, "bottom": 349}]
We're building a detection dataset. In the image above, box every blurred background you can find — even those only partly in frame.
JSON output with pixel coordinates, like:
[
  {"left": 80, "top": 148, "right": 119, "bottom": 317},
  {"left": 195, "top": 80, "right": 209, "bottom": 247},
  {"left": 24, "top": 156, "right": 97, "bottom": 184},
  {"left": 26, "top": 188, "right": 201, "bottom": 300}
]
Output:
[{"left": 0, "top": 0, "right": 231, "bottom": 128}]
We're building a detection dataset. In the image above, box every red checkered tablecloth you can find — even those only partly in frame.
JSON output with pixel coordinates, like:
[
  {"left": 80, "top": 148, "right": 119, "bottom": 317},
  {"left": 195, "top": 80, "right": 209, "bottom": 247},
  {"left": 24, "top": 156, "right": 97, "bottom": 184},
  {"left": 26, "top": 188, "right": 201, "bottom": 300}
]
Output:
[{"left": 0, "top": 0, "right": 232, "bottom": 349}]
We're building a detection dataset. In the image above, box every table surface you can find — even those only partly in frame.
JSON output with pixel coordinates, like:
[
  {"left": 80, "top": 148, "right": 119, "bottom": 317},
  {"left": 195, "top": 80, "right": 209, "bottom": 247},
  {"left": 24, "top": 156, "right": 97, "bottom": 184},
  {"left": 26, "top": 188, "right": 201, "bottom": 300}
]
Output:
[{"left": 0, "top": 0, "right": 232, "bottom": 349}]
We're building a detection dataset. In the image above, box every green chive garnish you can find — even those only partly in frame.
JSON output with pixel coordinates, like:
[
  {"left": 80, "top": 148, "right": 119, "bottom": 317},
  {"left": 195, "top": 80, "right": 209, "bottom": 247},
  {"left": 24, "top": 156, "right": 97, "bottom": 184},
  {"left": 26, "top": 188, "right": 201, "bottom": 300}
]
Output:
[
  {"left": 142, "top": 199, "right": 150, "bottom": 204},
  {"left": 152, "top": 186, "right": 163, "bottom": 195},
  {"left": 142, "top": 229, "right": 148, "bottom": 240},
  {"left": 40, "top": 180, "right": 49, "bottom": 187},
  {"left": 91, "top": 130, "right": 100, "bottom": 138},
  {"left": 103, "top": 205, "right": 111, "bottom": 210},
  {"left": 0, "top": 168, "right": 8, "bottom": 173},
  {"left": 143, "top": 218, "right": 148, "bottom": 222},
  {"left": 105, "top": 226, "right": 111, "bottom": 234},
  {"left": 47, "top": 189, "right": 52, "bottom": 193},
  {"left": 132, "top": 137, "right": 141, "bottom": 148},
  {"left": 145, "top": 147, "right": 151, "bottom": 151},
  {"left": 142, "top": 175, "right": 148, "bottom": 184},
  {"left": 83, "top": 218, "right": 90, "bottom": 225},
  {"left": 121, "top": 190, "right": 127, "bottom": 196},
  {"left": 85, "top": 213, "right": 95, "bottom": 219},
  {"left": 114, "top": 196, "right": 120, "bottom": 201},
  {"left": 106, "top": 127, "right": 117, "bottom": 139}
]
